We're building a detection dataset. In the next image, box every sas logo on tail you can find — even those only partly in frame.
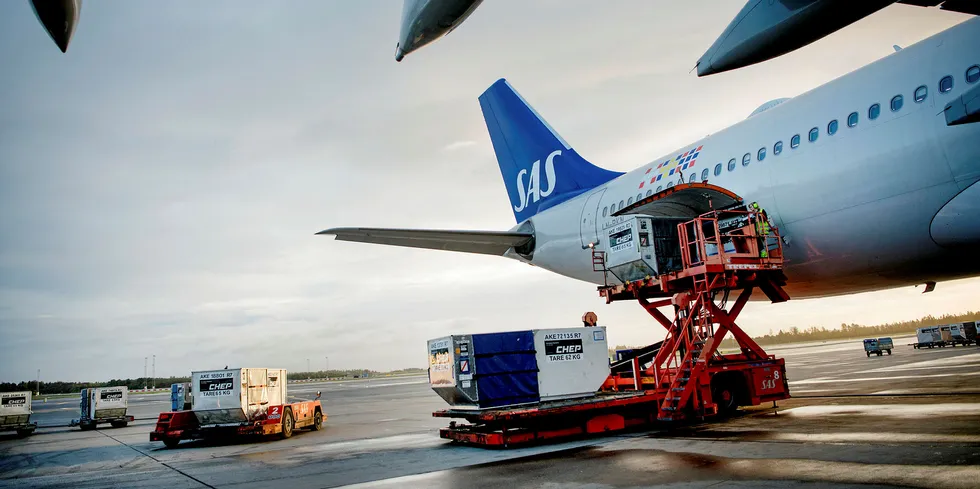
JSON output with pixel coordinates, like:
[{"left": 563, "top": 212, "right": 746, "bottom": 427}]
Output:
[
  {"left": 514, "top": 150, "right": 560, "bottom": 212},
  {"left": 638, "top": 145, "right": 702, "bottom": 189}
]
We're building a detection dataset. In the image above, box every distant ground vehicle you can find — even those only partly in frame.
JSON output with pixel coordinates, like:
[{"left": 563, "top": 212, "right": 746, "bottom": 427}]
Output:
[
  {"left": 948, "top": 323, "right": 977, "bottom": 347},
  {"left": 913, "top": 327, "right": 945, "bottom": 349},
  {"left": 151, "top": 368, "right": 324, "bottom": 449},
  {"left": 864, "top": 338, "right": 892, "bottom": 357},
  {"left": 70, "top": 386, "right": 135, "bottom": 430},
  {"left": 0, "top": 391, "right": 37, "bottom": 437}
]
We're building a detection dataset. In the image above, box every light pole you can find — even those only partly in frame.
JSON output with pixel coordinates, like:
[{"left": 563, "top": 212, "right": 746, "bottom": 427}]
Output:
[
  {"left": 152, "top": 354, "right": 156, "bottom": 389},
  {"left": 35, "top": 369, "right": 40, "bottom": 396},
  {"left": 306, "top": 359, "right": 310, "bottom": 380},
  {"left": 144, "top": 357, "right": 148, "bottom": 390},
  {"left": 325, "top": 356, "right": 329, "bottom": 373}
]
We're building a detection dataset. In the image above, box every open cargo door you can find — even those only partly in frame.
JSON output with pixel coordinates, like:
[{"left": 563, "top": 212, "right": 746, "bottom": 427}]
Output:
[{"left": 613, "top": 182, "right": 743, "bottom": 219}]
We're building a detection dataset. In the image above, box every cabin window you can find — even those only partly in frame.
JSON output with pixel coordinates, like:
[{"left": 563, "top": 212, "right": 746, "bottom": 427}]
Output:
[
  {"left": 701, "top": 168, "right": 709, "bottom": 181},
  {"left": 808, "top": 127, "right": 819, "bottom": 143},
  {"left": 688, "top": 173, "right": 696, "bottom": 184},
  {"left": 891, "top": 94, "right": 904, "bottom": 111},
  {"left": 714, "top": 163, "right": 722, "bottom": 176},
  {"left": 790, "top": 134, "right": 800, "bottom": 148},
  {"left": 774, "top": 141, "right": 783, "bottom": 155},
  {"left": 666, "top": 181, "right": 674, "bottom": 189},
  {"left": 757, "top": 147, "right": 766, "bottom": 161},
  {"left": 869, "top": 103, "right": 881, "bottom": 120},
  {"left": 636, "top": 193, "right": 642, "bottom": 202},
  {"left": 627, "top": 197, "right": 633, "bottom": 206},
  {"left": 728, "top": 158, "right": 736, "bottom": 171},
  {"left": 939, "top": 75, "right": 953, "bottom": 93},
  {"left": 742, "top": 152, "right": 751, "bottom": 167},
  {"left": 656, "top": 185, "right": 663, "bottom": 192},
  {"left": 645, "top": 190, "right": 652, "bottom": 198},
  {"left": 967, "top": 65, "right": 980, "bottom": 84},
  {"left": 914, "top": 85, "right": 927, "bottom": 103},
  {"left": 602, "top": 206, "right": 607, "bottom": 217},
  {"left": 619, "top": 200, "right": 624, "bottom": 209},
  {"left": 828, "top": 119, "right": 838, "bottom": 135},
  {"left": 847, "top": 112, "right": 859, "bottom": 127}
]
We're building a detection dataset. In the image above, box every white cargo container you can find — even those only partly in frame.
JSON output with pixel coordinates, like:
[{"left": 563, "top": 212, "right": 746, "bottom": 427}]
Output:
[
  {"left": 914, "top": 327, "right": 944, "bottom": 348},
  {"left": 603, "top": 216, "right": 684, "bottom": 284},
  {"left": 428, "top": 327, "right": 610, "bottom": 410},
  {"left": 191, "top": 368, "right": 287, "bottom": 426},
  {"left": 0, "top": 391, "right": 36, "bottom": 437},
  {"left": 73, "top": 386, "right": 133, "bottom": 430}
]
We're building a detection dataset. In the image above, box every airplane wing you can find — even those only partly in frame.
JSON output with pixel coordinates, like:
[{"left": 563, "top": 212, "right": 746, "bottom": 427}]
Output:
[
  {"left": 316, "top": 228, "right": 533, "bottom": 256},
  {"left": 898, "top": 1, "right": 980, "bottom": 16}
]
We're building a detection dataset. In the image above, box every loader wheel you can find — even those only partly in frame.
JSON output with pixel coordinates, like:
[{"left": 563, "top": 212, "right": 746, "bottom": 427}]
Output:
[
  {"left": 15, "top": 428, "right": 34, "bottom": 438},
  {"left": 312, "top": 411, "right": 323, "bottom": 431},
  {"left": 163, "top": 437, "right": 180, "bottom": 449},
  {"left": 866, "top": 352, "right": 870, "bottom": 357},
  {"left": 280, "top": 408, "right": 294, "bottom": 439},
  {"left": 111, "top": 421, "right": 128, "bottom": 428},
  {"left": 887, "top": 349, "right": 891, "bottom": 355},
  {"left": 712, "top": 384, "right": 739, "bottom": 416},
  {"left": 79, "top": 421, "right": 95, "bottom": 431}
]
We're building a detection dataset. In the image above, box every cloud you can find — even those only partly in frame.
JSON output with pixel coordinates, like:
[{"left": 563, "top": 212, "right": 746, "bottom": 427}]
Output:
[
  {"left": 442, "top": 140, "right": 478, "bottom": 152},
  {"left": 0, "top": 1, "right": 976, "bottom": 381}
]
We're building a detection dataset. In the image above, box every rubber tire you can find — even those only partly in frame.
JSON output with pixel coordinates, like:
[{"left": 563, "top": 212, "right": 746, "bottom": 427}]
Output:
[
  {"left": 866, "top": 352, "right": 870, "bottom": 357},
  {"left": 79, "top": 422, "right": 95, "bottom": 431},
  {"left": 877, "top": 351, "right": 882, "bottom": 356},
  {"left": 311, "top": 411, "right": 323, "bottom": 431},
  {"left": 15, "top": 428, "right": 34, "bottom": 438},
  {"left": 887, "top": 349, "right": 891, "bottom": 355},
  {"left": 712, "top": 384, "right": 739, "bottom": 417},
  {"left": 280, "top": 408, "right": 294, "bottom": 439},
  {"left": 111, "top": 421, "right": 128, "bottom": 428},
  {"left": 162, "top": 437, "right": 180, "bottom": 449}
]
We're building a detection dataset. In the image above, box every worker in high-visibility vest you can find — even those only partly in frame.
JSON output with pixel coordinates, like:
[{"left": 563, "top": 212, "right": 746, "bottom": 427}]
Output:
[{"left": 751, "top": 202, "right": 770, "bottom": 258}]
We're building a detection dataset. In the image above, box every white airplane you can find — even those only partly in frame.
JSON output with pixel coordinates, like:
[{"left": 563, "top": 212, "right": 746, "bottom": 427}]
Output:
[{"left": 320, "top": 17, "right": 980, "bottom": 299}]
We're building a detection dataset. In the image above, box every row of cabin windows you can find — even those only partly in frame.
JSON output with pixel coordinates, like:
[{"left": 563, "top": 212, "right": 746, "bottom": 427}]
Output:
[{"left": 600, "top": 65, "right": 980, "bottom": 218}]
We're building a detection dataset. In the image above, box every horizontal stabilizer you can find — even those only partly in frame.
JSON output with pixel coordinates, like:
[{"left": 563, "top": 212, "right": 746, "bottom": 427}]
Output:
[{"left": 316, "top": 228, "right": 533, "bottom": 256}]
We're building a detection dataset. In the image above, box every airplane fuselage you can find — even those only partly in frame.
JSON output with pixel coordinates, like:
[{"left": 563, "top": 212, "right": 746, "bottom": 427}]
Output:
[{"left": 513, "top": 17, "right": 980, "bottom": 298}]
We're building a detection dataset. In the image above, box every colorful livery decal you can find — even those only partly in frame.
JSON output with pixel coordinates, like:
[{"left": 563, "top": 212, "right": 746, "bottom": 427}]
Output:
[{"left": 639, "top": 145, "right": 703, "bottom": 189}]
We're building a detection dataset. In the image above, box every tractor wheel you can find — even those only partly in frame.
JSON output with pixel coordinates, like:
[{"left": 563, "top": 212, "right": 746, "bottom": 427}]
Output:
[
  {"left": 163, "top": 437, "right": 180, "bottom": 449},
  {"left": 312, "top": 410, "right": 323, "bottom": 431},
  {"left": 280, "top": 408, "right": 294, "bottom": 439}
]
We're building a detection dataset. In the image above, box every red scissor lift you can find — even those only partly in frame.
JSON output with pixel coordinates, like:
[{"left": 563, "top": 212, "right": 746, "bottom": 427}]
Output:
[{"left": 436, "top": 204, "right": 792, "bottom": 447}]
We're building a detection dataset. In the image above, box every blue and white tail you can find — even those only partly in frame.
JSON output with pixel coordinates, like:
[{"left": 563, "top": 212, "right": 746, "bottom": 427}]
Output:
[{"left": 479, "top": 79, "right": 623, "bottom": 223}]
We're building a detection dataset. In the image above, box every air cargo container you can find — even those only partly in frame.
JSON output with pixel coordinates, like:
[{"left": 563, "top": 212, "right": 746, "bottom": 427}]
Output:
[
  {"left": 962, "top": 321, "right": 979, "bottom": 346},
  {"left": 0, "top": 391, "right": 37, "bottom": 437},
  {"left": 913, "top": 327, "right": 944, "bottom": 348},
  {"left": 939, "top": 325, "right": 954, "bottom": 345},
  {"left": 428, "top": 327, "right": 610, "bottom": 410},
  {"left": 151, "top": 368, "right": 324, "bottom": 448},
  {"left": 948, "top": 324, "right": 976, "bottom": 347},
  {"left": 170, "top": 382, "right": 192, "bottom": 411},
  {"left": 71, "top": 386, "right": 134, "bottom": 430}
]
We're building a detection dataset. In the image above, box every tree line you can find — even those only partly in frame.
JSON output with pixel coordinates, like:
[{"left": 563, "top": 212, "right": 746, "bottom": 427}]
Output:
[
  {"left": 610, "top": 310, "right": 979, "bottom": 354},
  {"left": 2, "top": 368, "right": 429, "bottom": 395}
]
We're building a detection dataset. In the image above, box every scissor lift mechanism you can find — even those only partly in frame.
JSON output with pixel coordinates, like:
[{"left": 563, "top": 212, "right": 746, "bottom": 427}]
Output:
[{"left": 436, "top": 205, "right": 791, "bottom": 447}]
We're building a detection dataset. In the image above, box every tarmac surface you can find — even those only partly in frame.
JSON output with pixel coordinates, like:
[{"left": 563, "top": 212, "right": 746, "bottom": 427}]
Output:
[{"left": 1, "top": 336, "right": 979, "bottom": 488}]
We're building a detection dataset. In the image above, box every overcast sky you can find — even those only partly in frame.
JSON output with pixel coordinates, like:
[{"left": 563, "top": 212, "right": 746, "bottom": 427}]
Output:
[{"left": 1, "top": 1, "right": 977, "bottom": 382}]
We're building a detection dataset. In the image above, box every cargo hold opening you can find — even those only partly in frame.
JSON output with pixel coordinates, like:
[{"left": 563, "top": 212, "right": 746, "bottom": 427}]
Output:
[{"left": 603, "top": 183, "right": 746, "bottom": 284}]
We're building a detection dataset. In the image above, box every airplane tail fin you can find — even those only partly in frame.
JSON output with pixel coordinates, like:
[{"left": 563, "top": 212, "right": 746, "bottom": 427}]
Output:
[{"left": 478, "top": 79, "right": 623, "bottom": 223}]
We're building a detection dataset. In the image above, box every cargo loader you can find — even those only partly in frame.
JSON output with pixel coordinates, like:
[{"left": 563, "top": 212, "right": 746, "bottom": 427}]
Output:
[
  {"left": 70, "top": 386, "right": 135, "bottom": 430},
  {"left": 0, "top": 391, "right": 38, "bottom": 437},
  {"left": 150, "top": 368, "right": 324, "bottom": 448},
  {"left": 431, "top": 197, "right": 791, "bottom": 447}
]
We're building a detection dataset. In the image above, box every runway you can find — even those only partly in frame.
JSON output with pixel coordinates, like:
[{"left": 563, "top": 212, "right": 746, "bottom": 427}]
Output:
[{"left": 1, "top": 337, "right": 978, "bottom": 488}]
